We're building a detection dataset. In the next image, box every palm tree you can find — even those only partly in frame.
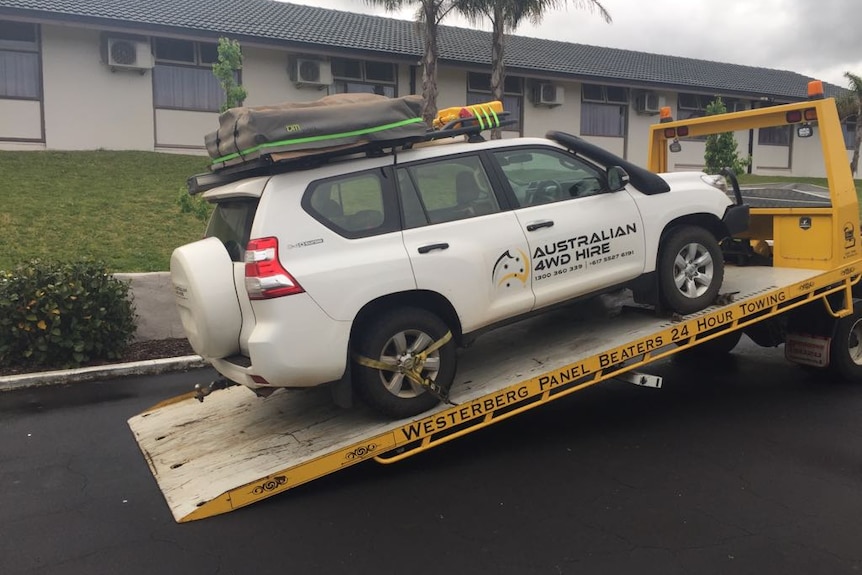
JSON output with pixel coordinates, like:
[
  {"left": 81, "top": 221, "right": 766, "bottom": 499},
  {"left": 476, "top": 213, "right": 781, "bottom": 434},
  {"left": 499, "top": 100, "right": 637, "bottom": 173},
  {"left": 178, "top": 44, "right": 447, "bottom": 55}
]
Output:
[
  {"left": 456, "top": 0, "right": 611, "bottom": 137},
  {"left": 837, "top": 72, "right": 862, "bottom": 176},
  {"left": 365, "top": 0, "right": 458, "bottom": 124}
]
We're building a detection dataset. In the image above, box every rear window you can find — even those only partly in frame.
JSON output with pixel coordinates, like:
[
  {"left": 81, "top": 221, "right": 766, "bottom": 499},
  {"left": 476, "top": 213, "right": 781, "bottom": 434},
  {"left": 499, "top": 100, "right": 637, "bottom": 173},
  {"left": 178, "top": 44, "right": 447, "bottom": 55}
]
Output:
[{"left": 205, "top": 199, "right": 259, "bottom": 262}]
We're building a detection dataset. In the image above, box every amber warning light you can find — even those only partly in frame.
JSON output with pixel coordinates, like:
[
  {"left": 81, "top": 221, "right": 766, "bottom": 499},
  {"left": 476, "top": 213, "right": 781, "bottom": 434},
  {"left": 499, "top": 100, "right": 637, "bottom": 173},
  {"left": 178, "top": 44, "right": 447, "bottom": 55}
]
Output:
[
  {"left": 808, "top": 80, "right": 824, "bottom": 100},
  {"left": 659, "top": 106, "right": 673, "bottom": 123}
]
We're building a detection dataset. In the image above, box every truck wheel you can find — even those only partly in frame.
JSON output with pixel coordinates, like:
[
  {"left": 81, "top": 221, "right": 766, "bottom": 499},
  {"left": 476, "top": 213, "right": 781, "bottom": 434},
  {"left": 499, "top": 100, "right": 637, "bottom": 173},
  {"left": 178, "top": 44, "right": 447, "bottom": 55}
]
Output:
[
  {"left": 676, "top": 329, "right": 742, "bottom": 361},
  {"left": 658, "top": 226, "right": 724, "bottom": 315},
  {"left": 829, "top": 310, "right": 862, "bottom": 381},
  {"left": 353, "top": 308, "right": 457, "bottom": 418}
]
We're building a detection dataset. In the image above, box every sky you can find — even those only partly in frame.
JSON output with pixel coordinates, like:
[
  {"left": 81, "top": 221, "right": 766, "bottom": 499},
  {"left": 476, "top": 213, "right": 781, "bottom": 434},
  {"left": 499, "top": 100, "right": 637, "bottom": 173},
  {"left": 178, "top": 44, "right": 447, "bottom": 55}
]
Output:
[{"left": 282, "top": 0, "right": 861, "bottom": 89}]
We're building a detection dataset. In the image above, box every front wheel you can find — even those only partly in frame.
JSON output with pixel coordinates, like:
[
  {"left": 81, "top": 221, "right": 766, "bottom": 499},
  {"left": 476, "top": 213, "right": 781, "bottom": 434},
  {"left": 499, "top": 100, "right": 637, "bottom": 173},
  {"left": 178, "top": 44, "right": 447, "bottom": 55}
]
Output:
[
  {"left": 829, "top": 309, "right": 862, "bottom": 381},
  {"left": 352, "top": 307, "right": 457, "bottom": 418},
  {"left": 658, "top": 226, "right": 724, "bottom": 315}
]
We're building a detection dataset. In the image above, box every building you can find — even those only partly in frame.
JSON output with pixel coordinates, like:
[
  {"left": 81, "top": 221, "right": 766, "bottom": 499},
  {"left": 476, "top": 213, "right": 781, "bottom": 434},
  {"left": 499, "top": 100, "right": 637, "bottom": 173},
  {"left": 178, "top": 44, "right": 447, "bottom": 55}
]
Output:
[{"left": 0, "top": 0, "right": 854, "bottom": 176}]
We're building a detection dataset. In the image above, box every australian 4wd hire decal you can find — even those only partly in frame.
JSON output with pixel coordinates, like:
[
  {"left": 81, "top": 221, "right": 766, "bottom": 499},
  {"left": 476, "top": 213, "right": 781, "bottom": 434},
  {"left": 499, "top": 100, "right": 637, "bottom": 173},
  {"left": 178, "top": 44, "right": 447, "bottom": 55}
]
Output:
[{"left": 531, "top": 222, "right": 639, "bottom": 281}]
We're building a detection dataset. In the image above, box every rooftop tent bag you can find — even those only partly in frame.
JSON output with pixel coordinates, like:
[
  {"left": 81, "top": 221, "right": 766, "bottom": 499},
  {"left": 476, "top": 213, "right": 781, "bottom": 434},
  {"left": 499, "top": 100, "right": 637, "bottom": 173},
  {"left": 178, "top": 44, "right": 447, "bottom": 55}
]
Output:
[{"left": 205, "top": 93, "right": 427, "bottom": 168}]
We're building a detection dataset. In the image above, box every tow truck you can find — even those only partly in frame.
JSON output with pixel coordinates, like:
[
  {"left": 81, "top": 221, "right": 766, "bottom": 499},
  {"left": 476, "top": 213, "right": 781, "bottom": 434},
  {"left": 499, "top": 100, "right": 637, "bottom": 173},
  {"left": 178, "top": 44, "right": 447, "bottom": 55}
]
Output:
[{"left": 129, "top": 81, "right": 862, "bottom": 522}]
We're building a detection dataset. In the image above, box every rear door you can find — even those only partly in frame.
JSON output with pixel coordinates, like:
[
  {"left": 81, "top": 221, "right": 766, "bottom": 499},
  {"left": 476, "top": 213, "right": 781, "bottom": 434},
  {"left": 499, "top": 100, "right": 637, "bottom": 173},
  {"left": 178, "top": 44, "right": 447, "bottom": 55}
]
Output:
[
  {"left": 489, "top": 146, "right": 646, "bottom": 310},
  {"left": 397, "top": 153, "right": 534, "bottom": 334}
]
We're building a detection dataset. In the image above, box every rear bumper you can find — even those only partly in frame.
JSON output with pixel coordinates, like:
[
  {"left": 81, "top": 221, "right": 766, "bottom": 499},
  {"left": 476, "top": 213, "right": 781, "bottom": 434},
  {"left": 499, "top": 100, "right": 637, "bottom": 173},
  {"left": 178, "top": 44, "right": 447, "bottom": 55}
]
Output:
[{"left": 210, "top": 294, "right": 352, "bottom": 390}]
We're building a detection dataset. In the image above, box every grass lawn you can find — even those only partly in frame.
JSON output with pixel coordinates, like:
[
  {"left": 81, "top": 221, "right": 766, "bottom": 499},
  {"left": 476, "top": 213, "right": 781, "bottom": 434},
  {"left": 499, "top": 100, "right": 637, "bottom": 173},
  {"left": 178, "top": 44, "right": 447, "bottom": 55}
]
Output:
[
  {"left": 1, "top": 150, "right": 211, "bottom": 272},
  {"left": 1, "top": 150, "right": 860, "bottom": 273}
]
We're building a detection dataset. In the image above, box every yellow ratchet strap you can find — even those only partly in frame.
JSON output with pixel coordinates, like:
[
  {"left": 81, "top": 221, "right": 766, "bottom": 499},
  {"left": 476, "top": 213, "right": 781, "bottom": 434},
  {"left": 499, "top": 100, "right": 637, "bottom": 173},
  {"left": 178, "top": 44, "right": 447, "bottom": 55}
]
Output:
[{"left": 353, "top": 331, "right": 456, "bottom": 404}]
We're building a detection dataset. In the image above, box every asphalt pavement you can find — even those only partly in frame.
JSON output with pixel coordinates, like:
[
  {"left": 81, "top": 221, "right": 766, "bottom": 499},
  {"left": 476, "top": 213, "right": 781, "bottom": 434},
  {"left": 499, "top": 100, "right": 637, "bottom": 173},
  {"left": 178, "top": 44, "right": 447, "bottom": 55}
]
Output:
[{"left": 1, "top": 340, "right": 861, "bottom": 575}]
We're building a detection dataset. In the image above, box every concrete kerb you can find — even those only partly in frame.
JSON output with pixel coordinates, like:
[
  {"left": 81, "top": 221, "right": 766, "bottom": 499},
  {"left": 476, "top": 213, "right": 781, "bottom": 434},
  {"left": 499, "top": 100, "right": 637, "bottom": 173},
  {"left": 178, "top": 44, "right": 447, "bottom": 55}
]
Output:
[
  {"left": 0, "top": 356, "right": 210, "bottom": 392},
  {"left": 1, "top": 271, "right": 201, "bottom": 392}
]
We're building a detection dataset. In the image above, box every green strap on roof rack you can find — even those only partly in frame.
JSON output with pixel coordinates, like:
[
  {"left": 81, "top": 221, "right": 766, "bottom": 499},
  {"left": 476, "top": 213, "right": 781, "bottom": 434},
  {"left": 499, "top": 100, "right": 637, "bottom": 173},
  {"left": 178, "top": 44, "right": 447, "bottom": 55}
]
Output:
[{"left": 212, "top": 116, "right": 426, "bottom": 165}]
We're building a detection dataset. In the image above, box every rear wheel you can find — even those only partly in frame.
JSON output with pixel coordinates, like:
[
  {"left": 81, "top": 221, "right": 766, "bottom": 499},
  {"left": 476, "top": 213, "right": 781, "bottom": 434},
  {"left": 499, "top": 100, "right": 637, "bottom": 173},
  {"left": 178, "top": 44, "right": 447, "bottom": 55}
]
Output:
[
  {"left": 658, "top": 226, "right": 724, "bottom": 315},
  {"left": 353, "top": 308, "right": 457, "bottom": 418},
  {"left": 829, "top": 309, "right": 862, "bottom": 381}
]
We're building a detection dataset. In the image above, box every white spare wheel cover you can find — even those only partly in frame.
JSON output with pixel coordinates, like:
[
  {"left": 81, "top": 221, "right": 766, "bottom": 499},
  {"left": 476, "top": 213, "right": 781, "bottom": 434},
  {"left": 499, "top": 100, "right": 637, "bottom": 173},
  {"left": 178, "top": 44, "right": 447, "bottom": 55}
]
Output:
[{"left": 170, "top": 237, "right": 243, "bottom": 358}]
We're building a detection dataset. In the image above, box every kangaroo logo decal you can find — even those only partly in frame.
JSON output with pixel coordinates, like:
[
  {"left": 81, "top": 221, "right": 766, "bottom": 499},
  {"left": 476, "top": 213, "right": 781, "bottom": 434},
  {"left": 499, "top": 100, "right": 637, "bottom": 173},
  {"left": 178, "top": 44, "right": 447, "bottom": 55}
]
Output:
[{"left": 492, "top": 249, "right": 529, "bottom": 289}]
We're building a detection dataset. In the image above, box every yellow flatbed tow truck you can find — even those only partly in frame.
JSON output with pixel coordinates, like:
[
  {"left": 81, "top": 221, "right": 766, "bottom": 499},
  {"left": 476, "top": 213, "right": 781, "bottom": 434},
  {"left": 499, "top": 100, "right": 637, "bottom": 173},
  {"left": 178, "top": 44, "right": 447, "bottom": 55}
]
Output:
[{"left": 130, "top": 82, "right": 862, "bottom": 523}]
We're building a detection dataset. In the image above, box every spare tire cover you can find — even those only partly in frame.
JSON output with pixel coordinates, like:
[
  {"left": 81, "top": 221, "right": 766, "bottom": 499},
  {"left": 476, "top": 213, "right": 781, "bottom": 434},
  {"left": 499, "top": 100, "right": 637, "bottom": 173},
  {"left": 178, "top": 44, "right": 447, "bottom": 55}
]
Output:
[{"left": 170, "top": 237, "right": 243, "bottom": 358}]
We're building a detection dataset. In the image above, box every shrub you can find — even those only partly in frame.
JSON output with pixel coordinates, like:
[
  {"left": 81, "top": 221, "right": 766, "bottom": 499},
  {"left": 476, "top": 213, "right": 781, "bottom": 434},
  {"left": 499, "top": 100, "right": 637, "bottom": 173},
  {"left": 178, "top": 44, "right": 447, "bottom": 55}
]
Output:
[
  {"left": 0, "top": 260, "right": 137, "bottom": 369},
  {"left": 704, "top": 97, "right": 751, "bottom": 175}
]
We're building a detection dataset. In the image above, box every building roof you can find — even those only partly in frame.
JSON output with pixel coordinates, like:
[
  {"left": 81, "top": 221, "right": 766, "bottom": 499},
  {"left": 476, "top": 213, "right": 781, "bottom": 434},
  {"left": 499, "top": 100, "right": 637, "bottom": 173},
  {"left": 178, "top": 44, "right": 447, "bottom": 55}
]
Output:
[{"left": 0, "top": 0, "right": 845, "bottom": 100}]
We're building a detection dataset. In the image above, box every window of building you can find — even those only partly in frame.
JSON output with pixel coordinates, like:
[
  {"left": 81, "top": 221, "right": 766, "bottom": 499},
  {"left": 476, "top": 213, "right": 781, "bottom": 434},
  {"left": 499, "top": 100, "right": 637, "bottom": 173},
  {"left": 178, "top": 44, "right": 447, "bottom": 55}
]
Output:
[
  {"left": 675, "top": 94, "right": 745, "bottom": 141},
  {"left": 843, "top": 118, "right": 857, "bottom": 150},
  {"left": 755, "top": 102, "right": 791, "bottom": 146},
  {"left": 0, "top": 20, "right": 40, "bottom": 100},
  {"left": 153, "top": 38, "right": 226, "bottom": 112},
  {"left": 677, "top": 94, "right": 745, "bottom": 117},
  {"left": 580, "top": 84, "right": 627, "bottom": 138},
  {"left": 467, "top": 72, "right": 522, "bottom": 134},
  {"left": 331, "top": 58, "right": 396, "bottom": 97}
]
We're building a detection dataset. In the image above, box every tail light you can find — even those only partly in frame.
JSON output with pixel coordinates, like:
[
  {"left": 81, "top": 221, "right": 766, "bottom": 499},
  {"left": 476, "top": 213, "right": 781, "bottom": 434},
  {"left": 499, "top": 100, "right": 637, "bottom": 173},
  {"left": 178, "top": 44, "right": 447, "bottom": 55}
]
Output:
[{"left": 244, "top": 237, "right": 304, "bottom": 300}]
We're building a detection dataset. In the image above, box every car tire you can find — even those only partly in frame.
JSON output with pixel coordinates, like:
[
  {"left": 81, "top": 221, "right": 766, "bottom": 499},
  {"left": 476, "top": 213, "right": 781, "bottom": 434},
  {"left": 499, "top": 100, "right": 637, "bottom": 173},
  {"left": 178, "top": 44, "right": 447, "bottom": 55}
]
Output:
[
  {"left": 658, "top": 226, "right": 724, "bottom": 315},
  {"left": 828, "top": 309, "right": 862, "bottom": 381},
  {"left": 353, "top": 307, "right": 457, "bottom": 419}
]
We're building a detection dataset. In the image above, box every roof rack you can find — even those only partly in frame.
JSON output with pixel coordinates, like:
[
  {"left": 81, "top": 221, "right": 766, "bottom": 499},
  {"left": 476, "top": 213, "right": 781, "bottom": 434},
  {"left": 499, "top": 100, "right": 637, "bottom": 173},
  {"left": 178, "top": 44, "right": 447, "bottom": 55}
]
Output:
[{"left": 187, "top": 102, "right": 514, "bottom": 195}]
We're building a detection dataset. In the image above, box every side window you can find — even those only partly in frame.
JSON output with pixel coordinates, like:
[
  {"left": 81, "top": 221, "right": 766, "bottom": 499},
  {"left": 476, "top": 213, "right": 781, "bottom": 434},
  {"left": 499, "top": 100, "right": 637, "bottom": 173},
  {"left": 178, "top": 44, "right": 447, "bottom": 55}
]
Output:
[
  {"left": 205, "top": 199, "right": 259, "bottom": 262},
  {"left": 306, "top": 171, "right": 390, "bottom": 237},
  {"left": 493, "top": 148, "right": 606, "bottom": 208},
  {"left": 397, "top": 155, "right": 500, "bottom": 226}
]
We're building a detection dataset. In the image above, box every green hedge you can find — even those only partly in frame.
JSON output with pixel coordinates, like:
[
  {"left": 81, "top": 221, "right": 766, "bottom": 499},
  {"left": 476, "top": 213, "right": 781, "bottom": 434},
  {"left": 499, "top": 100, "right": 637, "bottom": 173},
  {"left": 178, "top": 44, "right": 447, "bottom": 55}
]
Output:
[{"left": 0, "top": 260, "right": 136, "bottom": 369}]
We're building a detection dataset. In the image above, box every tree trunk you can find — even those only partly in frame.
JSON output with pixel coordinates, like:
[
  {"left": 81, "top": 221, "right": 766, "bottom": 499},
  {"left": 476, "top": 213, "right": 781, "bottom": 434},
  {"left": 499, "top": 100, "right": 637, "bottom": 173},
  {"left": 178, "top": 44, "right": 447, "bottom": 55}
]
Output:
[
  {"left": 852, "top": 101, "right": 862, "bottom": 176},
  {"left": 489, "top": 6, "right": 506, "bottom": 140},
  {"left": 420, "top": 7, "right": 439, "bottom": 126}
]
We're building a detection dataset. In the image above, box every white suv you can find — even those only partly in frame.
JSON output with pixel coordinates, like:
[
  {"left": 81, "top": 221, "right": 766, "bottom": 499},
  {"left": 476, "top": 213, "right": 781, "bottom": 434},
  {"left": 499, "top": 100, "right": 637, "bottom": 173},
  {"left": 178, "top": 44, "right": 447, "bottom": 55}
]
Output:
[{"left": 171, "top": 129, "right": 747, "bottom": 418}]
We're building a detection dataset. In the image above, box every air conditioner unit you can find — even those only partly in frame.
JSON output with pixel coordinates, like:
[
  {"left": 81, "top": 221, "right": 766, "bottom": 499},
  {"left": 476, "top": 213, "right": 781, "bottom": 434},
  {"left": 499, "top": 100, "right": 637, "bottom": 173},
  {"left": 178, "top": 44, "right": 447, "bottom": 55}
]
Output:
[
  {"left": 293, "top": 58, "right": 332, "bottom": 88},
  {"left": 635, "top": 91, "right": 661, "bottom": 114},
  {"left": 106, "top": 38, "right": 154, "bottom": 71},
  {"left": 534, "top": 83, "right": 564, "bottom": 107}
]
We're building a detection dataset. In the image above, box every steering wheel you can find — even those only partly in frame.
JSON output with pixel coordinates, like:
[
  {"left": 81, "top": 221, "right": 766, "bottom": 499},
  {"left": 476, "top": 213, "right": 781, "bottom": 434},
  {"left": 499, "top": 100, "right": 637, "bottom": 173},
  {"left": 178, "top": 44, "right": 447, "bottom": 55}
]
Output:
[
  {"left": 526, "top": 179, "right": 562, "bottom": 206},
  {"left": 570, "top": 177, "right": 602, "bottom": 198}
]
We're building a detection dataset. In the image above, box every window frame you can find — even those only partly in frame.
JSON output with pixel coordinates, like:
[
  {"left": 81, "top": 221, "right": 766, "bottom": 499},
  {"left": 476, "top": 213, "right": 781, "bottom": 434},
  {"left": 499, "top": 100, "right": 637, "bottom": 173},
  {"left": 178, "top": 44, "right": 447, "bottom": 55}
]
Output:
[
  {"left": 843, "top": 117, "right": 857, "bottom": 151},
  {"left": 580, "top": 84, "right": 629, "bottom": 138},
  {"left": 467, "top": 72, "right": 523, "bottom": 134},
  {"left": 331, "top": 57, "right": 397, "bottom": 98},
  {"left": 0, "top": 20, "right": 41, "bottom": 102},
  {"left": 152, "top": 37, "right": 228, "bottom": 113}
]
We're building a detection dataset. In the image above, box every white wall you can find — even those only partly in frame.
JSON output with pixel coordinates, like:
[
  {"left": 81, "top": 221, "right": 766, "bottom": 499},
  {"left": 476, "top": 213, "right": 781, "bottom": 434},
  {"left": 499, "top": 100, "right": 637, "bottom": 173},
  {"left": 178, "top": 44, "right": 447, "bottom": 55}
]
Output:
[
  {"left": 40, "top": 25, "right": 154, "bottom": 150},
  {"left": 0, "top": 99, "right": 41, "bottom": 140},
  {"left": 522, "top": 82, "right": 578, "bottom": 139},
  {"left": 242, "top": 46, "right": 327, "bottom": 106}
]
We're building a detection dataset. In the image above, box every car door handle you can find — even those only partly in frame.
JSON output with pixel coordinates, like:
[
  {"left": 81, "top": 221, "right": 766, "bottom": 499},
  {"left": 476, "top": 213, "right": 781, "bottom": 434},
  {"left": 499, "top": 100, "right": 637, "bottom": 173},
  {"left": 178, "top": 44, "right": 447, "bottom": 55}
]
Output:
[
  {"left": 418, "top": 243, "right": 449, "bottom": 254},
  {"left": 526, "top": 220, "right": 554, "bottom": 231}
]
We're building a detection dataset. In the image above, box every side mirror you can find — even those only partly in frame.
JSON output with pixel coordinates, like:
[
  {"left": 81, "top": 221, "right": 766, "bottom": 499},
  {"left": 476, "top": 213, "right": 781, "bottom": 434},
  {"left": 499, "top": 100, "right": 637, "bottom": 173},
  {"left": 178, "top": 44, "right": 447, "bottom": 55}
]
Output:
[{"left": 607, "top": 166, "right": 630, "bottom": 192}]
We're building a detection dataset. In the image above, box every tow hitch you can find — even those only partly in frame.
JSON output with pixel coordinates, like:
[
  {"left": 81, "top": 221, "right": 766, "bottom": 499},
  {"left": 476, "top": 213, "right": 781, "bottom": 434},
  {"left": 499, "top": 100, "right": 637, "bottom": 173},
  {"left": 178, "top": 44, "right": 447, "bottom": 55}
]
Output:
[{"left": 194, "top": 378, "right": 232, "bottom": 402}]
